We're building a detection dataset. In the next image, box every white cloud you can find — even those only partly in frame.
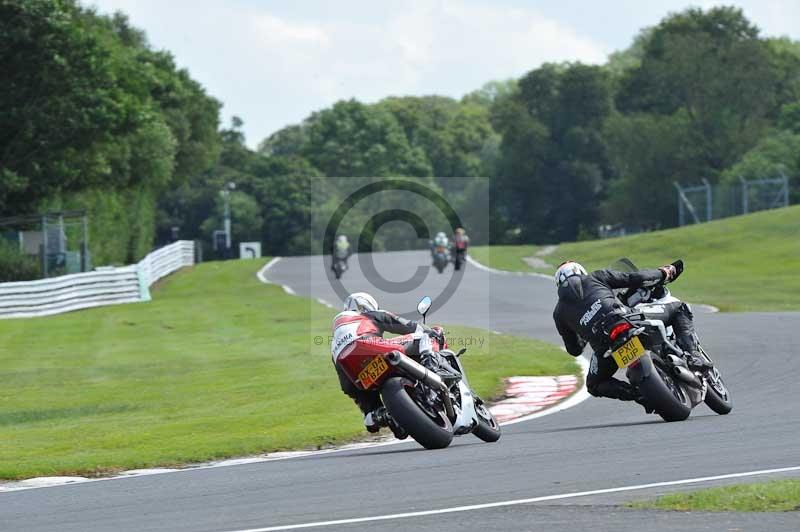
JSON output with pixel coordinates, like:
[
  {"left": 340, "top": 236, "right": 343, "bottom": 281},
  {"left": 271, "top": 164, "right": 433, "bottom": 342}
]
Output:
[
  {"left": 87, "top": 0, "right": 609, "bottom": 146},
  {"left": 88, "top": 1, "right": 800, "bottom": 147},
  {"left": 250, "top": 14, "right": 330, "bottom": 49}
]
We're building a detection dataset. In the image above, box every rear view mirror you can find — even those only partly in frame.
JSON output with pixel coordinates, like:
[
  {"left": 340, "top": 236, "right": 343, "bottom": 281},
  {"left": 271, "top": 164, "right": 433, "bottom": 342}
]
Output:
[{"left": 417, "top": 296, "right": 432, "bottom": 318}]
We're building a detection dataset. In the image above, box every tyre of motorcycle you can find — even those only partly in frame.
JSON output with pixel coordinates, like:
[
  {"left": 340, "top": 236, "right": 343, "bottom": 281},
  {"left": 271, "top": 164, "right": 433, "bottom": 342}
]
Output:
[
  {"left": 703, "top": 368, "right": 733, "bottom": 415},
  {"left": 472, "top": 401, "right": 501, "bottom": 442},
  {"left": 381, "top": 377, "right": 454, "bottom": 449},
  {"left": 626, "top": 354, "right": 691, "bottom": 422}
]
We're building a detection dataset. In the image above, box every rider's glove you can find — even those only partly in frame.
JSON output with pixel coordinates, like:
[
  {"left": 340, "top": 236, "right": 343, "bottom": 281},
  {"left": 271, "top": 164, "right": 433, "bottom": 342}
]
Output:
[
  {"left": 426, "top": 326, "right": 445, "bottom": 347},
  {"left": 659, "top": 259, "right": 684, "bottom": 284},
  {"left": 659, "top": 264, "right": 677, "bottom": 282}
]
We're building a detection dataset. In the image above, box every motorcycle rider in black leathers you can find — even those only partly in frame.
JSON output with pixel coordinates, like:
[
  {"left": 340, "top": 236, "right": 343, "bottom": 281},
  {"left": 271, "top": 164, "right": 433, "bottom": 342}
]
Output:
[
  {"left": 332, "top": 292, "right": 454, "bottom": 435},
  {"left": 552, "top": 261, "right": 709, "bottom": 410}
]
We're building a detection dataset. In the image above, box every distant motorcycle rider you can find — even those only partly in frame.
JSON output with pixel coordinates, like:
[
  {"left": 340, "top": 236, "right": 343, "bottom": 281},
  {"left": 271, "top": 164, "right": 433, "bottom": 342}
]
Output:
[
  {"left": 331, "top": 292, "right": 454, "bottom": 434},
  {"left": 452, "top": 227, "right": 469, "bottom": 269},
  {"left": 453, "top": 227, "right": 469, "bottom": 251},
  {"left": 431, "top": 231, "right": 449, "bottom": 256},
  {"left": 332, "top": 235, "right": 351, "bottom": 271},
  {"left": 552, "top": 260, "right": 709, "bottom": 409}
]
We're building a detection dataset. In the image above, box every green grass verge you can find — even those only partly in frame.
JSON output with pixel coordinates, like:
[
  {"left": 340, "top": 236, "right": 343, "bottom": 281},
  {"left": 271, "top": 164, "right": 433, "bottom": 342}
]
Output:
[
  {"left": 472, "top": 206, "right": 800, "bottom": 311},
  {"left": 631, "top": 479, "right": 800, "bottom": 512},
  {"left": 0, "top": 259, "right": 576, "bottom": 480},
  {"left": 469, "top": 245, "right": 541, "bottom": 273}
]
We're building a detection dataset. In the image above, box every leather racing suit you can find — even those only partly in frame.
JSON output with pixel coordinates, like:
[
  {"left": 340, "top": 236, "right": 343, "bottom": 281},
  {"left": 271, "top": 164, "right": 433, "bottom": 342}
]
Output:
[
  {"left": 552, "top": 269, "right": 697, "bottom": 401},
  {"left": 332, "top": 310, "right": 443, "bottom": 415}
]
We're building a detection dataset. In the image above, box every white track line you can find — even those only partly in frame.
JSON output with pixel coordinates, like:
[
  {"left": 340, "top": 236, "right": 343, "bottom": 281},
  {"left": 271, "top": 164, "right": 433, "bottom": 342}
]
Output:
[
  {"left": 691, "top": 303, "right": 720, "bottom": 314},
  {"left": 257, "top": 258, "right": 282, "bottom": 283},
  {"left": 256, "top": 257, "right": 297, "bottom": 295},
  {"left": 316, "top": 298, "right": 336, "bottom": 309},
  {"left": 225, "top": 465, "right": 800, "bottom": 532},
  {"left": 466, "top": 255, "right": 551, "bottom": 280}
]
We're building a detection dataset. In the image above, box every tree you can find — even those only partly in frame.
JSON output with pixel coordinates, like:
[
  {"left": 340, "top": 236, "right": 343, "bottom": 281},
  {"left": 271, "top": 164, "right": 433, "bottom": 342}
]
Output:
[
  {"left": 303, "top": 99, "right": 431, "bottom": 177},
  {"left": 616, "top": 7, "right": 778, "bottom": 175},
  {"left": 493, "top": 63, "right": 613, "bottom": 242},
  {"left": 0, "top": 0, "right": 139, "bottom": 213},
  {"left": 461, "top": 79, "right": 518, "bottom": 108}
]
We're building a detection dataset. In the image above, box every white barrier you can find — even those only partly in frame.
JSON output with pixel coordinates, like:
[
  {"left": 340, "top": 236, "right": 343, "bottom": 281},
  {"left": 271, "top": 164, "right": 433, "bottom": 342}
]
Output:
[{"left": 0, "top": 240, "right": 195, "bottom": 319}]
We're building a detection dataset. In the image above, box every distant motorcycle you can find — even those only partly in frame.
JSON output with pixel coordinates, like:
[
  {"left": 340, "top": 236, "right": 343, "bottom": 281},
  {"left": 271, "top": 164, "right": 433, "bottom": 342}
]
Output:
[
  {"left": 331, "top": 259, "right": 346, "bottom": 279},
  {"left": 432, "top": 246, "right": 450, "bottom": 274},
  {"left": 453, "top": 247, "right": 466, "bottom": 271},
  {"left": 333, "top": 296, "right": 501, "bottom": 449},
  {"left": 594, "top": 258, "right": 733, "bottom": 422}
]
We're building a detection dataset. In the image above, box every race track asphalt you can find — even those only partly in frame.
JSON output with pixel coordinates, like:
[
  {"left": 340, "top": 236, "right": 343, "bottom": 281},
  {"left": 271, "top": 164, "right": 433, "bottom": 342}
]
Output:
[{"left": 2, "top": 251, "right": 798, "bottom": 532}]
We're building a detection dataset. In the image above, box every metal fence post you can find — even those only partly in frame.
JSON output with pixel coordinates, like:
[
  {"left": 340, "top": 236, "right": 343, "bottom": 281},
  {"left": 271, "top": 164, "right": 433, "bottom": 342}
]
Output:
[
  {"left": 780, "top": 171, "right": 790, "bottom": 207},
  {"left": 41, "top": 214, "right": 48, "bottom": 278},
  {"left": 674, "top": 182, "right": 684, "bottom": 226},
  {"left": 674, "top": 182, "right": 701, "bottom": 225},
  {"left": 739, "top": 176, "right": 748, "bottom": 215},
  {"left": 701, "top": 178, "right": 712, "bottom": 222}
]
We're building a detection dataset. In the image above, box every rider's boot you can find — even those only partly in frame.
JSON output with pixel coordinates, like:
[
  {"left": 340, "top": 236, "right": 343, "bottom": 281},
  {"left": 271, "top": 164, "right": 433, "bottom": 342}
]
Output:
[
  {"left": 615, "top": 383, "right": 655, "bottom": 414},
  {"left": 364, "top": 406, "right": 390, "bottom": 433},
  {"left": 685, "top": 351, "right": 713, "bottom": 370},
  {"left": 365, "top": 407, "right": 407, "bottom": 439},
  {"left": 363, "top": 411, "right": 381, "bottom": 433}
]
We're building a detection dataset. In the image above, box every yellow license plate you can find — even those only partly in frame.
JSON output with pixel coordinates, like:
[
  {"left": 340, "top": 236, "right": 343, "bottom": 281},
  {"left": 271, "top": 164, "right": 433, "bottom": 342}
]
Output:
[
  {"left": 358, "top": 356, "right": 389, "bottom": 388},
  {"left": 612, "top": 336, "right": 646, "bottom": 368}
]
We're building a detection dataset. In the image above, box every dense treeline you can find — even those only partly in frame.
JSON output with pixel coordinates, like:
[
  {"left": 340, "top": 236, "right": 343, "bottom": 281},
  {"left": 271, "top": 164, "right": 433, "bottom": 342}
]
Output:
[
  {"left": 248, "top": 6, "right": 800, "bottom": 246},
  {"left": 0, "top": 0, "right": 220, "bottom": 264},
  {"left": 2, "top": 3, "right": 799, "bottom": 267}
]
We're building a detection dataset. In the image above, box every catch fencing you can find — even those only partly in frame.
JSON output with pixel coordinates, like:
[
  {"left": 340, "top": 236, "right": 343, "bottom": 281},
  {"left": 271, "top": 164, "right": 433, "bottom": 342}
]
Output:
[
  {"left": 0, "top": 240, "right": 195, "bottom": 319},
  {"left": 674, "top": 174, "right": 790, "bottom": 226}
]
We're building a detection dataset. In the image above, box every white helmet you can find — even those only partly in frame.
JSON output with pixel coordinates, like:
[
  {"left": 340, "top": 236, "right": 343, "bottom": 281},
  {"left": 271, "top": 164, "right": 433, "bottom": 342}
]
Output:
[
  {"left": 554, "top": 261, "right": 587, "bottom": 286},
  {"left": 343, "top": 292, "right": 378, "bottom": 313},
  {"left": 337, "top": 235, "right": 348, "bottom": 243}
]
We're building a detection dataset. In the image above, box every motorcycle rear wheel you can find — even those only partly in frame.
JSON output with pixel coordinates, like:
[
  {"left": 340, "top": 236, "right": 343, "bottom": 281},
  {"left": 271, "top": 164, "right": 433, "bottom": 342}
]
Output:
[
  {"left": 381, "top": 377, "right": 453, "bottom": 449},
  {"left": 639, "top": 365, "right": 692, "bottom": 422}
]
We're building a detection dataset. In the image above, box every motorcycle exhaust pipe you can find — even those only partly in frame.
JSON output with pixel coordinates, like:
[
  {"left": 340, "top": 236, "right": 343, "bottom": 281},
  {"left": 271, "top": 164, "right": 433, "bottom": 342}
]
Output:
[
  {"left": 673, "top": 365, "right": 703, "bottom": 389},
  {"left": 666, "top": 354, "right": 687, "bottom": 368},
  {"left": 386, "top": 351, "right": 455, "bottom": 419}
]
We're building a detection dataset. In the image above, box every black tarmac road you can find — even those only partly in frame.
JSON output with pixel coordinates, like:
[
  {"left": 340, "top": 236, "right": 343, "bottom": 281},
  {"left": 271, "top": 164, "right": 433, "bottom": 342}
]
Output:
[{"left": 2, "top": 251, "right": 798, "bottom": 532}]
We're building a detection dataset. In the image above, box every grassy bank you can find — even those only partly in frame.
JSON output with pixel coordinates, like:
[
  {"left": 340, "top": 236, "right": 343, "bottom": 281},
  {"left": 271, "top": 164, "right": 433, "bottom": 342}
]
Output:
[
  {"left": 469, "top": 245, "right": 540, "bottom": 273},
  {"left": 472, "top": 206, "right": 800, "bottom": 311},
  {"left": 632, "top": 479, "right": 800, "bottom": 512},
  {"left": 0, "top": 259, "right": 576, "bottom": 480}
]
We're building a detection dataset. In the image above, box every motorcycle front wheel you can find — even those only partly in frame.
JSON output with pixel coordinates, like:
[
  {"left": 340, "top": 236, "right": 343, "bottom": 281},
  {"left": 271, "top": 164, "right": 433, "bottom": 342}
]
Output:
[
  {"left": 704, "top": 367, "right": 733, "bottom": 415},
  {"left": 472, "top": 401, "right": 501, "bottom": 443},
  {"left": 381, "top": 377, "right": 453, "bottom": 449}
]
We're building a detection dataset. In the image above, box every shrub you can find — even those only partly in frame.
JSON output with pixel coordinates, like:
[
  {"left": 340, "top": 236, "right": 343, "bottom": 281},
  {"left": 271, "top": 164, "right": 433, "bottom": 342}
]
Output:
[{"left": 0, "top": 239, "right": 40, "bottom": 282}]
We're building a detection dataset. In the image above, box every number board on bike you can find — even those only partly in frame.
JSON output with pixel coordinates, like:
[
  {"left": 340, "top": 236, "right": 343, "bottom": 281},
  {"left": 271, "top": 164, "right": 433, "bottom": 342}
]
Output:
[
  {"left": 612, "top": 336, "right": 646, "bottom": 368},
  {"left": 358, "top": 356, "right": 389, "bottom": 388}
]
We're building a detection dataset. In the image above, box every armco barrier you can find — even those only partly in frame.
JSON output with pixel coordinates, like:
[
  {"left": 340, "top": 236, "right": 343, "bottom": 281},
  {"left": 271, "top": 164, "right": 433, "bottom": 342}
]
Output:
[{"left": 0, "top": 240, "right": 194, "bottom": 319}]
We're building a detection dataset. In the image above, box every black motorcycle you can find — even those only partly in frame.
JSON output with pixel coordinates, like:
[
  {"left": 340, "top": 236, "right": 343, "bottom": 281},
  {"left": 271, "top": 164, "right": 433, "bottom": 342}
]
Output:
[
  {"left": 331, "top": 254, "right": 348, "bottom": 279},
  {"left": 593, "top": 258, "right": 733, "bottom": 422}
]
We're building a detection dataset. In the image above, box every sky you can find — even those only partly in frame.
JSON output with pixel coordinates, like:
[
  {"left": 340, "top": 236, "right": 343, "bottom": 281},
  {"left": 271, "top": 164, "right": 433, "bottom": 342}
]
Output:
[{"left": 86, "top": 0, "right": 800, "bottom": 148}]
